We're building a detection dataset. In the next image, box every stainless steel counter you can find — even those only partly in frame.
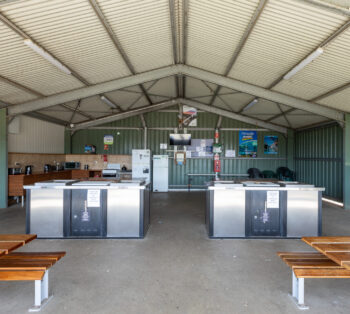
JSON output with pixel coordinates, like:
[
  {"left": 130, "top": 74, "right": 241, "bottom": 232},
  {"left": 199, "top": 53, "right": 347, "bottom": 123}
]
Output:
[
  {"left": 206, "top": 181, "right": 324, "bottom": 238},
  {"left": 24, "top": 180, "right": 150, "bottom": 238}
]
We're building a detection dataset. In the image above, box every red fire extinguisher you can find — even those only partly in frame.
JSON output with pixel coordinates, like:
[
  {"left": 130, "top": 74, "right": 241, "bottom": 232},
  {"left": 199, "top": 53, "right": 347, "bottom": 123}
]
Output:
[{"left": 214, "top": 159, "right": 221, "bottom": 172}]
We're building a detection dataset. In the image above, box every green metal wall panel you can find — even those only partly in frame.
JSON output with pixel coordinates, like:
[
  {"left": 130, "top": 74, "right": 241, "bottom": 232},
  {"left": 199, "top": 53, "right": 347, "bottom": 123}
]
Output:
[
  {"left": 295, "top": 123, "right": 343, "bottom": 201},
  {"left": 64, "top": 129, "right": 72, "bottom": 154},
  {"left": 71, "top": 111, "right": 288, "bottom": 188},
  {"left": 0, "top": 108, "right": 8, "bottom": 208}
]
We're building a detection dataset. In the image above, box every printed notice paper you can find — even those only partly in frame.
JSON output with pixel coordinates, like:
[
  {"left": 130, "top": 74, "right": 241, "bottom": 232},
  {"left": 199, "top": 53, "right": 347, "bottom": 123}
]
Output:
[
  {"left": 87, "top": 190, "right": 100, "bottom": 207},
  {"left": 266, "top": 191, "right": 279, "bottom": 208}
]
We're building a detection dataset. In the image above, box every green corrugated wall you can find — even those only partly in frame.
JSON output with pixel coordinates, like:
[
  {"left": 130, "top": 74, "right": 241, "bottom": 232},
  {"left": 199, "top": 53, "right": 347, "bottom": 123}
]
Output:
[
  {"left": 71, "top": 112, "right": 288, "bottom": 188},
  {"left": 0, "top": 108, "right": 8, "bottom": 208},
  {"left": 295, "top": 123, "right": 343, "bottom": 201}
]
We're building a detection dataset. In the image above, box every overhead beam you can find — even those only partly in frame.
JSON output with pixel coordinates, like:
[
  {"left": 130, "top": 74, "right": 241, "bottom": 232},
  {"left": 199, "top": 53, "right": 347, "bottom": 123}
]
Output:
[
  {"left": 88, "top": 0, "right": 152, "bottom": 105},
  {"left": 179, "top": 65, "right": 344, "bottom": 123},
  {"left": 179, "top": 98, "right": 288, "bottom": 134},
  {"left": 209, "top": 0, "right": 268, "bottom": 106},
  {"left": 72, "top": 99, "right": 178, "bottom": 130},
  {"left": 295, "top": 0, "right": 350, "bottom": 17},
  {"left": 8, "top": 65, "right": 178, "bottom": 115},
  {"left": 25, "top": 112, "right": 68, "bottom": 126},
  {"left": 8, "top": 65, "right": 345, "bottom": 122}
]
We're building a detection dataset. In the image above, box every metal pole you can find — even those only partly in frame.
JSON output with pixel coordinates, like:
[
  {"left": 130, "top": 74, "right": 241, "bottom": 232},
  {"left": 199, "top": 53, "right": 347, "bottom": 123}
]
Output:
[{"left": 144, "top": 127, "right": 147, "bottom": 149}]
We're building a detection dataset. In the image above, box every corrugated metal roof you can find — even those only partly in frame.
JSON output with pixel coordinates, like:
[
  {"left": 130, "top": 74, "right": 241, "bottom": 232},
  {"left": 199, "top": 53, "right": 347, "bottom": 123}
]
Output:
[
  {"left": 0, "top": 79, "right": 37, "bottom": 104},
  {"left": 0, "top": 0, "right": 349, "bottom": 129},
  {"left": 187, "top": 0, "right": 259, "bottom": 74},
  {"left": 228, "top": 0, "right": 348, "bottom": 88},
  {"left": 1, "top": 0, "right": 131, "bottom": 86},
  {"left": 98, "top": 0, "right": 173, "bottom": 72}
]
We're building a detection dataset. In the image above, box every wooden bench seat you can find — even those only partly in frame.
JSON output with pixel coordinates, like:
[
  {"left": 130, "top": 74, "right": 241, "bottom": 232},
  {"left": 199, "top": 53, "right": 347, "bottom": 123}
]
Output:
[
  {"left": 277, "top": 251, "right": 350, "bottom": 310},
  {"left": 0, "top": 252, "right": 66, "bottom": 312}
]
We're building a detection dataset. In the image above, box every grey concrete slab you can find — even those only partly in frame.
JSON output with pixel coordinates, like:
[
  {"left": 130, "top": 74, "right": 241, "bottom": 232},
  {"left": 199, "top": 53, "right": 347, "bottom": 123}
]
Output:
[{"left": 0, "top": 193, "right": 350, "bottom": 314}]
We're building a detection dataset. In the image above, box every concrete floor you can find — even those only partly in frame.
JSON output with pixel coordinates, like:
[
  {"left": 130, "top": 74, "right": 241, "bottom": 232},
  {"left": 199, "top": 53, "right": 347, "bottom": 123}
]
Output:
[{"left": 1, "top": 192, "right": 350, "bottom": 314}]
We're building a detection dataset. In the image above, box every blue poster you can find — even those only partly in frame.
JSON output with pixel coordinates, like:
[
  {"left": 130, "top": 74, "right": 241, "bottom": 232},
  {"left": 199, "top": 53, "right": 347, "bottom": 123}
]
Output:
[
  {"left": 264, "top": 135, "right": 278, "bottom": 154},
  {"left": 239, "top": 131, "right": 257, "bottom": 157}
]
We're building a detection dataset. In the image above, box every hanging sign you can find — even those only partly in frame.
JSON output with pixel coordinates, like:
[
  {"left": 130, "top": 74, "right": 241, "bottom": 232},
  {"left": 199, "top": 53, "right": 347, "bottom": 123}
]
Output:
[
  {"left": 182, "top": 106, "right": 197, "bottom": 127},
  {"left": 239, "top": 131, "right": 257, "bottom": 157},
  {"left": 264, "top": 135, "right": 278, "bottom": 154},
  {"left": 104, "top": 135, "right": 114, "bottom": 145}
]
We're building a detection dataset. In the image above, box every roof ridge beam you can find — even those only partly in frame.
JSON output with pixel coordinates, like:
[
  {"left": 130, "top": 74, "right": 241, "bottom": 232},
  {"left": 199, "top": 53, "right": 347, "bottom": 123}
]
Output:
[{"left": 179, "top": 98, "right": 288, "bottom": 134}]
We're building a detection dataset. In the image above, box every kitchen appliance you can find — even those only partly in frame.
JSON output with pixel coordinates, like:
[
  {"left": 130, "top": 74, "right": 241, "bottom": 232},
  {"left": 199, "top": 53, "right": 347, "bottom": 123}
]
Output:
[
  {"left": 64, "top": 162, "right": 81, "bottom": 170},
  {"left": 132, "top": 149, "right": 151, "bottom": 184},
  {"left": 43, "top": 164, "right": 52, "bottom": 173},
  {"left": 84, "top": 164, "right": 89, "bottom": 170},
  {"left": 169, "top": 133, "right": 191, "bottom": 146},
  {"left": 25, "top": 165, "right": 33, "bottom": 175},
  {"left": 153, "top": 155, "right": 168, "bottom": 192},
  {"left": 102, "top": 163, "right": 120, "bottom": 179},
  {"left": 8, "top": 168, "right": 22, "bottom": 175}
]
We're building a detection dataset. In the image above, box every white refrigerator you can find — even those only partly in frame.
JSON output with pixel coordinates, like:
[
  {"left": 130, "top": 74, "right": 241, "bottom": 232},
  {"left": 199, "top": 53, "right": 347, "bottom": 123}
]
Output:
[
  {"left": 153, "top": 155, "right": 169, "bottom": 192},
  {"left": 132, "top": 149, "right": 151, "bottom": 184}
]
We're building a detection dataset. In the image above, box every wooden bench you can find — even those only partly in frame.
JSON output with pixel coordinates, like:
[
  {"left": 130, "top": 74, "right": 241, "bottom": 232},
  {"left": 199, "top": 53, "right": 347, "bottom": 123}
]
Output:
[
  {"left": 277, "top": 252, "right": 350, "bottom": 310},
  {"left": 0, "top": 251, "right": 66, "bottom": 312}
]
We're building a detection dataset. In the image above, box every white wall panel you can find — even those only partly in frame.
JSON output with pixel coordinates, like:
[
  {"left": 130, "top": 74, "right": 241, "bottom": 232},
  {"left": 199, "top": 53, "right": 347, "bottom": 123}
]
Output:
[{"left": 8, "top": 115, "right": 65, "bottom": 153}]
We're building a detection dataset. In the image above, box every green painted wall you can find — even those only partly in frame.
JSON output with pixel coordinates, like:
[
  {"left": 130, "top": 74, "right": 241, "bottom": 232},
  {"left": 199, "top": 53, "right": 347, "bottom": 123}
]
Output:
[
  {"left": 295, "top": 123, "right": 343, "bottom": 201},
  {"left": 0, "top": 108, "right": 8, "bottom": 208},
  {"left": 71, "top": 112, "right": 288, "bottom": 188},
  {"left": 344, "top": 114, "right": 350, "bottom": 209},
  {"left": 64, "top": 130, "right": 72, "bottom": 154}
]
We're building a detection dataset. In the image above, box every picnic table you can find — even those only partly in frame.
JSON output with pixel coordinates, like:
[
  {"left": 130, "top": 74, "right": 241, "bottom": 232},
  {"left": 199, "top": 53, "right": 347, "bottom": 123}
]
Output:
[
  {"left": 0, "top": 234, "right": 37, "bottom": 256},
  {"left": 302, "top": 236, "right": 350, "bottom": 270}
]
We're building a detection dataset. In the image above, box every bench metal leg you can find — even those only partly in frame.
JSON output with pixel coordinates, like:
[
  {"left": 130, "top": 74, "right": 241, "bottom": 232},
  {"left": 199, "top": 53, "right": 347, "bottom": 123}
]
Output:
[
  {"left": 289, "top": 271, "right": 309, "bottom": 310},
  {"left": 29, "top": 270, "right": 53, "bottom": 312}
]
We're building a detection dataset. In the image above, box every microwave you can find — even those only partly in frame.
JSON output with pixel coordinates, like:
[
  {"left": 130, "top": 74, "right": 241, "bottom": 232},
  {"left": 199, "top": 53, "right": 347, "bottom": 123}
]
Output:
[{"left": 64, "top": 162, "right": 81, "bottom": 170}]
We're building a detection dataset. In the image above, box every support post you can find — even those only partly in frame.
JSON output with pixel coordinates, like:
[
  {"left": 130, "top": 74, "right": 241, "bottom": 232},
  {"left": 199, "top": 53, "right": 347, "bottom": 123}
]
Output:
[
  {"left": 0, "top": 108, "right": 8, "bottom": 209},
  {"left": 287, "top": 129, "right": 295, "bottom": 171},
  {"left": 64, "top": 129, "right": 72, "bottom": 154},
  {"left": 344, "top": 114, "right": 350, "bottom": 209},
  {"left": 144, "top": 127, "right": 148, "bottom": 149}
]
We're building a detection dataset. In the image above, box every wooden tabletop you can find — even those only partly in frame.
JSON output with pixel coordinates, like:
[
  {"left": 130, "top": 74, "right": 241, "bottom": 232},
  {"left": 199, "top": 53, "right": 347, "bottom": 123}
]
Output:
[
  {"left": 0, "top": 234, "right": 37, "bottom": 256},
  {"left": 302, "top": 237, "right": 350, "bottom": 270}
]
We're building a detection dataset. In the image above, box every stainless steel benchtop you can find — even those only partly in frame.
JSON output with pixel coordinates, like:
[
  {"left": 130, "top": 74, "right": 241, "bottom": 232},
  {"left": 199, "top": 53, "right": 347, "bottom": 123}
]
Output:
[
  {"left": 25, "top": 180, "right": 148, "bottom": 190},
  {"left": 207, "top": 181, "right": 325, "bottom": 191}
]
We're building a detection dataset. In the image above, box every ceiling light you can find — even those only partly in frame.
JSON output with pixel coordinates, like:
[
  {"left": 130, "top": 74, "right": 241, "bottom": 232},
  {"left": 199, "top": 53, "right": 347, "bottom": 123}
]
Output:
[
  {"left": 23, "top": 39, "right": 71, "bottom": 75},
  {"left": 242, "top": 98, "right": 258, "bottom": 112},
  {"left": 283, "top": 48, "right": 324, "bottom": 80},
  {"left": 100, "top": 95, "right": 117, "bottom": 109}
]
